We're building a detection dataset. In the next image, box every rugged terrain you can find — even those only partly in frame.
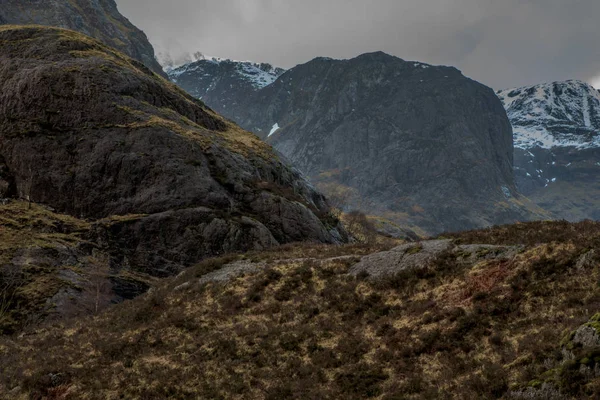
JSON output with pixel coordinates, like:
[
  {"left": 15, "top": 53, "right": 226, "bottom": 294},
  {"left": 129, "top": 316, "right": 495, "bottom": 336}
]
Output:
[
  {"left": 0, "top": 0, "right": 165, "bottom": 77},
  {"left": 169, "top": 57, "right": 285, "bottom": 117},
  {"left": 497, "top": 80, "right": 600, "bottom": 221},
  {"left": 173, "top": 52, "right": 545, "bottom": 234},
  {"left": 1, "top": 220, "right": 599, "bottom": 399},
  {"left": 0, "top": 25, "right": 346, "bottom": 332}
]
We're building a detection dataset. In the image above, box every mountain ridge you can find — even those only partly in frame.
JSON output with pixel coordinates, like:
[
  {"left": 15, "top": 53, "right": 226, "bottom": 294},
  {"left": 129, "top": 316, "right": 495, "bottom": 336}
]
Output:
[
  {"left": 497, "top": 80, "right": 600, "bottom": 150},
  {"left": 497, "top": 79, "right": 600, "bottom": 221},
  {"left": 168, "top": 57, "right": 285, "bottom": 117}
]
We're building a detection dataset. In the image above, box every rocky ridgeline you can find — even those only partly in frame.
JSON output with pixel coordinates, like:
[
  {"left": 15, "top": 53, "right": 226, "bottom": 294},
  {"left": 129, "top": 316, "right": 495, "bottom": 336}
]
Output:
[
  {"left": 168, "top": 57, "right": 286, "bottom": 117},
  {"left": 497, "top": 80, "right": 600, "bottom": 221}
]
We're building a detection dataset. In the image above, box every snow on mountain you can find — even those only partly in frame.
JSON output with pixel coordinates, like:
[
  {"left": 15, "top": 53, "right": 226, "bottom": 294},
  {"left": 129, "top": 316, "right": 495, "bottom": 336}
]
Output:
[
  {"left": 499, "top": 80, "right": 600, "bottom": 222},
  {"left": 168, "top": 57, "right": 285, "bottom": 90},
  {"left": 497, "top": 80, "right": 600, "bottom": 149}
]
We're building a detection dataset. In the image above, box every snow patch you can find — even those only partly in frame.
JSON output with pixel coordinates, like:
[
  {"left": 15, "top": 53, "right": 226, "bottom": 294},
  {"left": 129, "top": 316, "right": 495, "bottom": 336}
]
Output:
[
  {"left": 167, "top": 57, "right": 286, "bottom": 90},
  {"left": 268, "top": 123, "right": 280, "bottom": 137},
  {"left": 583, "top": 93, "right": 591, "bottom": 127}
]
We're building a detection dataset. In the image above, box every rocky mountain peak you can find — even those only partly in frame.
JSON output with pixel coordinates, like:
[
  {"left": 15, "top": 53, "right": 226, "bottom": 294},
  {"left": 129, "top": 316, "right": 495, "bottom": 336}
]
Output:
[
  {"left": 500, "top": 80, "right": 600, "bottom": 221},
  {"left": 168, "top": 57, "right": 286, "bottom": 115},
  {"left": 497, "top": 80, "right": 600, "bottom": 149}
]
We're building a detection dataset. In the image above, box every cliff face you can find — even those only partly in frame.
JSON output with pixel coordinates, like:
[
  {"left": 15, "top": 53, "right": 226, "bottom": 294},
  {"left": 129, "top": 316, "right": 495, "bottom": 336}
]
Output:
[
  {"left": 0, "top": 26, "right": 347, "bottom": 279},
  {"left": 0, "top": 0, "right": 166, "bottom": 77},
  {"left": 498, "top": 80, "right": 600, "bottom": 221},
  {"left": 193, "top": 52, "right": 543, "bottom": 234}
]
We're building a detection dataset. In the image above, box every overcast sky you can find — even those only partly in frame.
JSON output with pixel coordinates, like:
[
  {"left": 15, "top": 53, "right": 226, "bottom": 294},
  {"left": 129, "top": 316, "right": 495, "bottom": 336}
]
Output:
[{"left": 117, "top": 0, "right": 600, "bottom": 90}]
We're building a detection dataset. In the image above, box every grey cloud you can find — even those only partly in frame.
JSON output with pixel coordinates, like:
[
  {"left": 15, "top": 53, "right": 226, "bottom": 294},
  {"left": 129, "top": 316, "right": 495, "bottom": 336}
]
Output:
[{"left": 116, "top": 0, "right": 600, "bottom": 89}]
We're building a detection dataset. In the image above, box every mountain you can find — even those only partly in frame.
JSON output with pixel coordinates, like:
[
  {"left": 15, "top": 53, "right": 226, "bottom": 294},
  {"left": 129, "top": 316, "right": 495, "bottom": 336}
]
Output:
[
  {"left": 168, "top": 57, "right": 285, "bottom": 116},
  {"left": 0, "top": 25, "right": 347, "bottom": 332},
  {"left": 3, "top": 219, "right": 600, "bottom": 399},
  {"left": 0, "top": 0, "right": 166, "bottom": 77},
  {"left": 173, "top": 52, "right": 545, "bottom": 234},
  {"left": 497, "top": 80, "right": 600, "bottom": 220}
]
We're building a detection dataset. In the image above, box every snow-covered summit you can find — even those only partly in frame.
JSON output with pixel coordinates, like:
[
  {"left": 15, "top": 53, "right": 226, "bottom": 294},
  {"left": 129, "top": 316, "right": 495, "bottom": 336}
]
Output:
[
  {"left": 497, "top": 80, "right": 600, "bottom": 149},
  {"left": 168, "top": 57, "right": 285, "bottom": 90}
]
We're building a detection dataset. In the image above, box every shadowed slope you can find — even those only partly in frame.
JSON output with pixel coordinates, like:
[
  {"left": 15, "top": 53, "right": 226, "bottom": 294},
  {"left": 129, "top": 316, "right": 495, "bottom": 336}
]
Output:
[{"left": 0, "top": 25, "right": 347, "bottom": 278}]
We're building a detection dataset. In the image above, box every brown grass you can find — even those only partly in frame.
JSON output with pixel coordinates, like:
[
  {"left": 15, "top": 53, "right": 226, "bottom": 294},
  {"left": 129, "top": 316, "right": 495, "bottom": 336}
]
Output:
[{"left": 0, "top": 221, "right": 599, "bottom": 398}]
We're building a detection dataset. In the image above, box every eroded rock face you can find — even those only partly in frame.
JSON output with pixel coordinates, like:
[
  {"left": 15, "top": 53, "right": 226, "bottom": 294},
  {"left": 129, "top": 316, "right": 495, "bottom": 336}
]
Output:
[
  {"left": 181, "top": 52, "right": 544, "bottom": 234},
  {"left": 0, "top": 26, "right": 347, "bottom": 276},
  {"left": 0, "top": 0, "right": 166, "bottom": 77}
]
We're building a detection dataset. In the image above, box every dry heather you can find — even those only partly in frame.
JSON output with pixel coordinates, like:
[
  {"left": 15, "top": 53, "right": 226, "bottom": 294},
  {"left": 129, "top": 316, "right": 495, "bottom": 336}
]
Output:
[{"left": 0, "top": 221, "right": 600, "bottom": 399}]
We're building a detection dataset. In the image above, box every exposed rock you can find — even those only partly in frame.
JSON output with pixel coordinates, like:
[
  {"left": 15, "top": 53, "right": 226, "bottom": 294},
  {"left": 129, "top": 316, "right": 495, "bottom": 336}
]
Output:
[
  {"left": 518, "top": 314, "right": 600, "bottom": 398},
  {"left": 507, "top": 384, "right": 565, "bottom": 400},
  {"left": 562, "top": 314, "right": 600, "bottom": 355},
  {"left": 349, "top": 240, "right": 453, "bottom": 278},
  {"left": 571, "top": 325, "right": 600, "bottom": 349},
  {"left": 197, "top": 260, "right": 266, "bottom": 285},
  {"left": 176, "top": 52, "right": 545, "bottom": 234},
  {"left": 0, "top": 0, "right": 166, "bottom": 77},
  {"left": 0, "top": 26, "right": 347, "bottom": 278},
  {"left": 576, "top": 249, "right": 598, "bottom": 270},
  {"left": 10, "top": 246, "right": 81, "bottom": 271},
  {"left": 90, "top": 209, "right": 279, "bottom": 277},
  {"left": 350, "top": 240, "right": 520, "bottom": 279}
]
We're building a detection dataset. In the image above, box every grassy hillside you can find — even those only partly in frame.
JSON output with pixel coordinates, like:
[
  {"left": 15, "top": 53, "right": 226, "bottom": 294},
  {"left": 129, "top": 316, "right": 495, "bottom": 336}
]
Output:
[
  {"left": 1, "top": 220, "right": 599, "bottom": 399},
  {"left": 0, "top": 200, "right": 156, "bottom": 335}
]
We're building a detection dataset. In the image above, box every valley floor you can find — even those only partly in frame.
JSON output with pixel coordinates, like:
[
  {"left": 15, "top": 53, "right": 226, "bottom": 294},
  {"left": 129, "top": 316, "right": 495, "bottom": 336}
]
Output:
[{"left": 1, "top": 214, "right": 600, "bottom": 399}]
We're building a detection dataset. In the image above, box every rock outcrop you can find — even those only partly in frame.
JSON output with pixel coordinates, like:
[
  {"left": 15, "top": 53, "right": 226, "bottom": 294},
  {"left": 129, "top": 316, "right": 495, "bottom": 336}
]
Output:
[
  {"left": 0, "top": 26, "right": 347, "bottom": 279},
  {"left": 179, "top": 52, "right": 544, "bottom": 234},
  {"left": 349, "top": 239, "right": 521, "bottom": 279},
  {"left": 0, "top": 0, "right": 166, "bottom": 77},
  {"left": 497, "top": 80, "right": 600, "bottom": 221}
]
